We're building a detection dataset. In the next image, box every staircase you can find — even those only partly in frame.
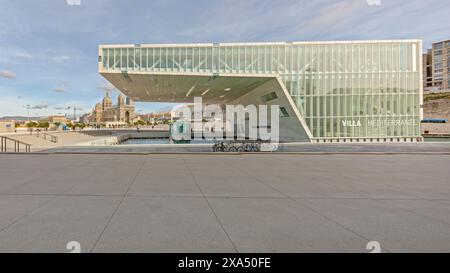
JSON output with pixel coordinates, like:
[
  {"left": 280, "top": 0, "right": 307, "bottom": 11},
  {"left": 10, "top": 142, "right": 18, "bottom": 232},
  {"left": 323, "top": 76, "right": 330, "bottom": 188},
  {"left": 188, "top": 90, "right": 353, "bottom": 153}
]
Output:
[{"left": 0, "top": 136, "right": 31, "bottom": 153}]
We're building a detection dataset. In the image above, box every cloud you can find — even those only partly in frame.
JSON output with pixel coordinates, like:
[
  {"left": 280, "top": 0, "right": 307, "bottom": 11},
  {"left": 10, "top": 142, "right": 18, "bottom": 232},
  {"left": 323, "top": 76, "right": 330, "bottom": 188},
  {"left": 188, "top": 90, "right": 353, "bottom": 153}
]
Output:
[
  {"left": 302, "top": 0, "right": 366, "bottom": 29},
  {"left": 31, "top": 103, "right": 49, "bottom": 110},
  {"left": 0, "top": 46, "right": 33, "bottom": 65},
  {"left": 0, "top": 0, "right": 449, "bottom": 117},
  {"left": 51, "top": 81, "right": 71, "bottom": 93},
  {"left": 292, "top": 0, "right": 370, "bottom": 39},
  {"left": 0, "top": 70, "right": 16, "bottom": 79},
  {"left": 97, "top": 82, "right": 116, "bottom": 93},
  {"left": 50, "top": 54, "right": 72, "bottom": 63},
  {"left": 53, "top": 86, "right": 67, "bottom": 93},
  {"left": 52, "top": 86, "right": 67, "bottom": 93}
]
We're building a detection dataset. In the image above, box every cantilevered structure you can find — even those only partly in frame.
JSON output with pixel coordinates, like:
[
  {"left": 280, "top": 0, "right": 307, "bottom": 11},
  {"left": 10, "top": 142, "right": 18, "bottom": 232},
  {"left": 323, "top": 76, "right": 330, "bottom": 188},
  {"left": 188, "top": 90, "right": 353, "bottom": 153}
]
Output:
[{"left": 99, "top": 40, "right": 423, "bottom": 142}]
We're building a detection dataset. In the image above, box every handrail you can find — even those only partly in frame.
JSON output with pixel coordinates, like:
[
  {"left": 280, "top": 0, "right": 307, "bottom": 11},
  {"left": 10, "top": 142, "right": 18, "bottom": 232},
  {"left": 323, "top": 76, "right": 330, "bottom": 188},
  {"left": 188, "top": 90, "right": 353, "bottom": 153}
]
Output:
[
  {"left": 42, "top": 132, "right": 58, "bottom": 143},
  {"left": 30, "top": 129, "right": 58, "bottom": 143},
  {"left": 0, "top": 136, "right": 32, "bottom": 153}
]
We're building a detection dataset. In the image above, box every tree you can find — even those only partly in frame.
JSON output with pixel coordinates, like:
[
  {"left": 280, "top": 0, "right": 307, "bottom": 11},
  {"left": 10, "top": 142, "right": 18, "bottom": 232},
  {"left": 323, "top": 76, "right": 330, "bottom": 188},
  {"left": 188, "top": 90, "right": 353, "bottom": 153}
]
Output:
[
  {"left": 26, "top": 121, "right": 38, "bottom": 128},
  {"left": 38, "top": 122, "right": 50, "bottom": 128},
  {"left": 134, "top": 120, "right": 146, "bottom": 126}
]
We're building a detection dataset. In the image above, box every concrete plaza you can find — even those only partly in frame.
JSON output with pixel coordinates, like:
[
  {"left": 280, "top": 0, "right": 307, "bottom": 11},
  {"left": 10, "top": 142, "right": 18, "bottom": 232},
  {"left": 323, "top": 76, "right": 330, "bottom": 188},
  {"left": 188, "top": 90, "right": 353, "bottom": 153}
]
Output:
[{"left": 0, "top": 153, "right": 449, "bottom": 253}]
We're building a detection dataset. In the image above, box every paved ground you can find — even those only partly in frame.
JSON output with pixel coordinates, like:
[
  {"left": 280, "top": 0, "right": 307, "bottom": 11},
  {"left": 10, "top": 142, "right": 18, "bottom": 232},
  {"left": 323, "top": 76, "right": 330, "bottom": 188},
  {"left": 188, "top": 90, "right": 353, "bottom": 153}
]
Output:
[
  {"left": 42, "top": 142, "right": 450, "bottom": 154},
  {"left": 0, "top": 153, "right": 449, "bottom": 253}
]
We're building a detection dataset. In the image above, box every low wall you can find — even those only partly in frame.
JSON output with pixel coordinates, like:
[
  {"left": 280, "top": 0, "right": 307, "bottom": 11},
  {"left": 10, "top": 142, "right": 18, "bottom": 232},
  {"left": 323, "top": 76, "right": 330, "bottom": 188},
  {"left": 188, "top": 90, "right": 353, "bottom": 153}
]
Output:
[
  {"left": 125, "top": 131, "right": 170, "bottom": 139},
  {"left": 422, "top": 123, "right": 450, "bottom": 135},
  {"left": 76, "top": 135, "right": 127, "bottom": 146},
  {"left": 76, "top": 131, "right": 170, "bottom": 146}
]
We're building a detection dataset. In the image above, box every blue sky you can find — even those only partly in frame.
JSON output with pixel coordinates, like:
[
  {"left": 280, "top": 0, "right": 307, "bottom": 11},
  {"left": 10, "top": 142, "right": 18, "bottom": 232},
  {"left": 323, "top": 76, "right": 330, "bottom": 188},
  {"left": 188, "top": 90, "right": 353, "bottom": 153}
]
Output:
[{"left": 0, "top": 0, "right": 449, "bottom": 117}]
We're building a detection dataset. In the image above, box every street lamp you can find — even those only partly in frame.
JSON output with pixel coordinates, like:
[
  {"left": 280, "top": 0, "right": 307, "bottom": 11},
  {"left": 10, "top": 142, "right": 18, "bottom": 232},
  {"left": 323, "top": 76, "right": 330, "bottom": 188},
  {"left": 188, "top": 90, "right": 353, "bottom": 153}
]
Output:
[
  {"left": 73, "top": 107, "right": 82, "bottom": 121},
  {"left": 26, "top": 104, "right": 30, "bottom": 122}
]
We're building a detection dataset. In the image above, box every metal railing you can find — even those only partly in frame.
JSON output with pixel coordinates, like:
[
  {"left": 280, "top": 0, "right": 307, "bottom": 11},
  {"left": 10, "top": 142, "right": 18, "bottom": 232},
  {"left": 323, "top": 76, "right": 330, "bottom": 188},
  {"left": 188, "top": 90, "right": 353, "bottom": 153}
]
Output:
[
  {"left": 0, "top": 136, "right": 32, "bottom": 153},
  {"left": 31, "top": 130, "right": 58, "bottom": 143},
  {"left": 42, "top": 132, "right": 58, "bottom": 143}
]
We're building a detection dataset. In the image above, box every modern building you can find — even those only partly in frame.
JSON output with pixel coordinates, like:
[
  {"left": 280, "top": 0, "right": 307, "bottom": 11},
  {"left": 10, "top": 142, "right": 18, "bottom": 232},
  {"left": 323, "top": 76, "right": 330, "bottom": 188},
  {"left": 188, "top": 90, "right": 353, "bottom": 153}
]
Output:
[
  {"left": 423, "top": 49, "right": 433, "bottom": 91},
  {"left": 423, "top": 39, "right": 450, "bottom": 93},
  {"left": 140, "top": 112, "right": 172, "bottom": 124},
  {"left": 99, "top": 40, "right": 423, "bottom": 142},
  {"left": 46, "top": 115, "right": 68, "bottom": 124},
  {"left": 85, "top": 92, "right": 136, "bottom": 125}
]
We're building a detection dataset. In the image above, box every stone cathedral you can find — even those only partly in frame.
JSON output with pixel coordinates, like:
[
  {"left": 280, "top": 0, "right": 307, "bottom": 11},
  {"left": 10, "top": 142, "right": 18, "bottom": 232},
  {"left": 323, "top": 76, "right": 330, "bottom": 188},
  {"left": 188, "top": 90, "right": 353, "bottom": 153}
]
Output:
[{"left": 89, "top": 92, "right": 135, "bottom": 124}]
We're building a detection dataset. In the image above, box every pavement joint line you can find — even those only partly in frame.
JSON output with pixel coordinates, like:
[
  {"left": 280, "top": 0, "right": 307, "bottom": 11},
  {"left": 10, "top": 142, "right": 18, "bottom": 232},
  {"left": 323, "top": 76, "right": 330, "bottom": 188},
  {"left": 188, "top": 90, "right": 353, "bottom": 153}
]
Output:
[
  {"left": 0, "top": 193, "right": 124, "bottom": 197},
  {"left": 0, "top": 161, "right": 105, "bottom": 236},
  {"left": 2, "top": 159, "right": 90, "bottom": 195},
  {"left": 220, "top": 157, "right": 394, "bottom": 253},
  {"left": 371, "top": 198, "right": 450, "bottom": 230},
  {"left": 340, "top": 173, "right": 424, "bottom": 201},
  {"left": 292, "top": 198, "right": 392, "bottom": 253},
  {"left": 2, "top": 193, "right": 449, "bottom": 202},
  {"left": 348, "top": 168, "right": 450, "bottom": 202},
  {"left": 182, "top": 157, "right": 239, "bottom": 253},
  {"left": 0, "top": 193, "right": 64, "bottom": 235},
  {"left": 89, "top": 154, "right": 149, "bottom": 253}
]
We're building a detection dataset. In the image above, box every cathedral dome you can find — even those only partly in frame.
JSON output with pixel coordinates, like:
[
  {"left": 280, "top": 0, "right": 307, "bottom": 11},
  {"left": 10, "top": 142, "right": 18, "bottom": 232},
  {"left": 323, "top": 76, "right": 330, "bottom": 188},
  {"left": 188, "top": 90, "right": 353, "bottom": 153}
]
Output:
[{"left": 102, "top": 92, "right": 113, "bottom": 108}]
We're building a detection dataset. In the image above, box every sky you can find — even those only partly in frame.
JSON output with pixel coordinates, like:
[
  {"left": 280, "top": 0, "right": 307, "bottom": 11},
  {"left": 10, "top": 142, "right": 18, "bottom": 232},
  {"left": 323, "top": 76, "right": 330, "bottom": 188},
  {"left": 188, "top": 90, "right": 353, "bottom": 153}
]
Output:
[{"left": 0, "top": 0, "right": 449, "bottom": 117}]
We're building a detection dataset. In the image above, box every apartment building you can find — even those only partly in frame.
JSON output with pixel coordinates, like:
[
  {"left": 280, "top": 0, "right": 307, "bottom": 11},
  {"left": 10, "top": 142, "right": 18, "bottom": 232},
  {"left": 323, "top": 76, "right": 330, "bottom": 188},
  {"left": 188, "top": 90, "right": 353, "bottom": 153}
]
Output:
[{"left": 423, "top": 39, "right": 450, "bottom": 93}]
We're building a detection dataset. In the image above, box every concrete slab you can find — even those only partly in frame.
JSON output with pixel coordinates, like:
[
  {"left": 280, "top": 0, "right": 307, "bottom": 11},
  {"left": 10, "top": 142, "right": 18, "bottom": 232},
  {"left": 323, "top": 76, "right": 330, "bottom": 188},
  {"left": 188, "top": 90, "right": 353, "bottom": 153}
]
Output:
[
  {"left": 4, "top": 165, "right": 99, "bottom": 195},
  {"left": 0, "top": 195, "right": 52, "bottom": 231},
  {"left": 93, "top": 196, "right": 235, "bottom": 253},
  {"left": 298, "top": 198, "right": 450, "bottom": 253},
  {"left": 0, "top": 196, "right": 121, "bottom": 253},
  {"left": 193, "top": 173, "right": 283, "bottom": 198},
  {"left": 129, "top": 170, "right": 202, "bottom": 197},
  {"left": 208, "top": 197, "right": 366, "bottom": 253},
  {"left": 383, "top": 200, "right": 450, "bottom": 226},
  {"left": 66, "top": 169, "right": 136, "bottom": 196}
]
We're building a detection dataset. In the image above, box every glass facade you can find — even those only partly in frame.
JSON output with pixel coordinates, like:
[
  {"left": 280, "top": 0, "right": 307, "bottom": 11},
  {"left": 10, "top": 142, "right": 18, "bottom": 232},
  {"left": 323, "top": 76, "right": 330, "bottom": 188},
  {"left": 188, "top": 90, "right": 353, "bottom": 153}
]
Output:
[{"left": 100, "top": 41, "right": 422, "bottom": 140}]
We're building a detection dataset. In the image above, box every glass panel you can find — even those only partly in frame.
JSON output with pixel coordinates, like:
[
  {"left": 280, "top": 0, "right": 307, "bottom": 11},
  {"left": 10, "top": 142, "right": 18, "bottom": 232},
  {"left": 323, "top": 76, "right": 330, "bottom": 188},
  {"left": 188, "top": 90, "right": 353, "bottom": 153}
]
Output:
[
  {"left": 127, "top": 48, "right": 134, "bottom": 69},
  {"left": 121, "top": 48, "right": 127, "bottom": 70},
  {"left": 142, "top": 48, "right": 147, "bottom": 70},
  {"left": 135, "top": 48, "right": 141, "bottom": 70},
  {"left": 167, "top": 48, "right": 174, "bottom": 71}
]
